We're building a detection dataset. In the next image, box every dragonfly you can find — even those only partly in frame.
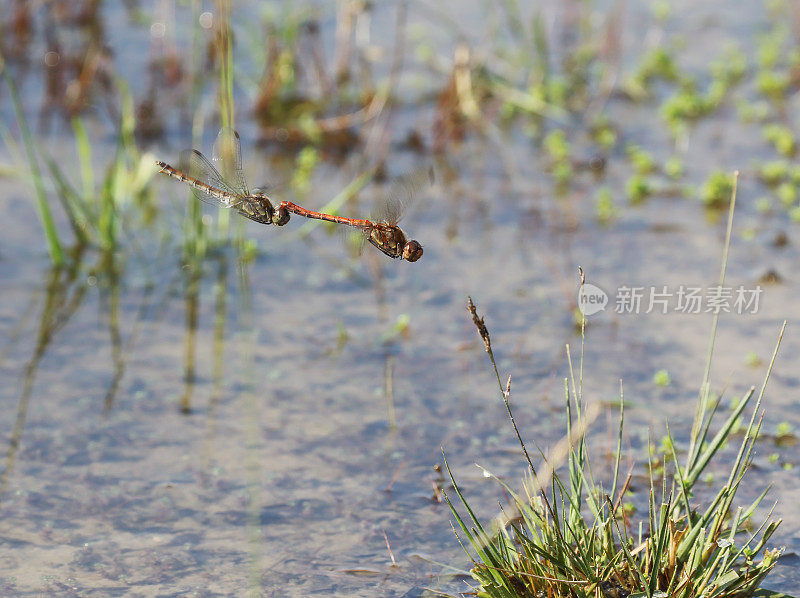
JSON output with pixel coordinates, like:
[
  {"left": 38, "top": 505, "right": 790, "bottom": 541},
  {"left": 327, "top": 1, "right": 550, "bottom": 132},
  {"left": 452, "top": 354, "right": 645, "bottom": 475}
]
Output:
[
  {"left": 275, "top": 167, "right": 432, "bottom": 262},
  {"left": 155, "top": 128, "right": 290, "bottom": 226}
]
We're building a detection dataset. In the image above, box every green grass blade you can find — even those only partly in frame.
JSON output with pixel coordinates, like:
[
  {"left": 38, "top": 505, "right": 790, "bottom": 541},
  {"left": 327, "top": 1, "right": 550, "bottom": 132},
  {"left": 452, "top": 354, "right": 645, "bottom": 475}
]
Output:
[
  {"left": 689, "top": 171, "right": 738, "bottom": 464},
  {"left": 72, "top": 117, "right": 96, "bottom": 203},
  {"left": 685, "top": 387, "right": 754, "bottom": 486},
  {"left": 3, "top": 63, "right": 64, "bottom": 264}
]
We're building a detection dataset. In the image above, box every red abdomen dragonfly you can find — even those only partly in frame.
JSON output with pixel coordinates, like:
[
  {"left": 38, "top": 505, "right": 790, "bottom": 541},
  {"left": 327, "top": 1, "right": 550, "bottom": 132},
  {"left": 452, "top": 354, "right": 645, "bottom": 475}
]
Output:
[
  {"left": 276, "top": 168, "right": 433, "bottom": 262},
  {"left": 155, "top": 128, "right": 290, "bottom": 226}
]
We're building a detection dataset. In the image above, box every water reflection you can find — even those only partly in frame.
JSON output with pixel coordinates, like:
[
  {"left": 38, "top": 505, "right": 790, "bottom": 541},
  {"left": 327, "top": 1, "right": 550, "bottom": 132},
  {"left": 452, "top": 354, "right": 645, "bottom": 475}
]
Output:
[
  {"left": 1, "top": 245, "right": 88, "bottom": 502},
  {"left": 179, "top": 260, "right": 200, "bottom": 415}
]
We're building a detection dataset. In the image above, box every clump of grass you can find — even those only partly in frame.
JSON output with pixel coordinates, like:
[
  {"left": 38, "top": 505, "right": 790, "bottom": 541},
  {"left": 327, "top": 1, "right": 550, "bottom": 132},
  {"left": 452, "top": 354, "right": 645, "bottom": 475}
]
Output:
[
  {"left": 664, "top": 156, "right": 684, "bottom": 180},
  {"left": 737, "top": 99, "right": 771, "bottom": 124},
  {"left": 445, "top": 187, "right": 788, "bottom": 596},
  {"left": 775, "top": 182, "right": 797, "bottom": 207},
  {"left": 758, "top": 160, "right": 791, "bottom": 186},
  {"left": 590, "top": 118, "right": 617, "bottom": 152},
  {"left": 6, "top": 55, "right": 154, "bottom": 262},
  {"left": 709, "top": 45, "right": 748, "bottom": 89},
  {"left": 626, "top": 174, "right": 653, "bottom": 204},
  {"left": 594, "top": 187, "right": 617, "bottom": 223},
  {"left": 700, "top": 170, "right": 735, "bottom": 208},
  {"left": 624, "top": 46, "right": 682, "bottom": 99},
  {"left": 626, "top": 144, "right": 657, "bottom": 176},
  {"left": 660, "top": 87, "right": 716, "bottom": 136},
  {"left": 756, "top": 70, "right": 791, "bottom": 102},
  {"left": 763, "top": 124, "right": 796, "bottom": 157},
  {"left": 543, "top": 129, "right": 573, "bottom": 188},
  {"left": 656, "top": 43, "right": 746, "bottom": 139},
  {"left": 446, "top": 295, "right": 786, "bottom": 598},
  {"left": 653, "top": 368, "right": 671, "bottom": 387}
]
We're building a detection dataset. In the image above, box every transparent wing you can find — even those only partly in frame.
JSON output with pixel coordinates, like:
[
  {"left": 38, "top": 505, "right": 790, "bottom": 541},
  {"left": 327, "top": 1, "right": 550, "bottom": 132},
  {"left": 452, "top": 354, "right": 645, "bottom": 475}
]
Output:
[
  {"left": 179, "top": 149, "right": 245, "bottom": 209},
  {"left": 212, "top": 128, "right": 249, "bottom": 197},
  {"left": 370, "top": 166, "right": 434, "bottom": 225}
]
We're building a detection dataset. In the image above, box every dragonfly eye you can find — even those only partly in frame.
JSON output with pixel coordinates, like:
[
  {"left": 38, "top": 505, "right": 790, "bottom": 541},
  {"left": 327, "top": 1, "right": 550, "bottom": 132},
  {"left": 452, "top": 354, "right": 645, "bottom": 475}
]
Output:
[{"left": 403, "top": 240, "right": 423, "bottom": 262}]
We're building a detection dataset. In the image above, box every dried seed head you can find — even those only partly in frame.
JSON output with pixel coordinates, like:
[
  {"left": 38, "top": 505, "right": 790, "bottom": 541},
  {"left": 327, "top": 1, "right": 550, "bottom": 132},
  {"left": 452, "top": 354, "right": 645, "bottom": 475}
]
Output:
[{"left": 467, "top": 296, "right": 491, "bottom": 352}]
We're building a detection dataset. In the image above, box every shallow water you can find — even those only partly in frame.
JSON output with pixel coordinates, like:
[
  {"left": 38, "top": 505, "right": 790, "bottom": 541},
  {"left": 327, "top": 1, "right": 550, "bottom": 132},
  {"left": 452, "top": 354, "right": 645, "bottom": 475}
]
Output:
[{"left": 1, "top": 1, "right": 799, "bottom": 596}]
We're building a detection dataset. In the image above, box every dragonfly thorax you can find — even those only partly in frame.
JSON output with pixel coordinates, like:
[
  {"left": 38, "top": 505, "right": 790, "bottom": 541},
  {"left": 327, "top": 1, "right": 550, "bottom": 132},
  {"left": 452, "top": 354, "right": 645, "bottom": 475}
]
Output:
[
  {"left": 369, "top": 225, "right": 423, "bottom": 262},
  {"left": 252, "top": 192, "right": 289, "bottom": 226}
]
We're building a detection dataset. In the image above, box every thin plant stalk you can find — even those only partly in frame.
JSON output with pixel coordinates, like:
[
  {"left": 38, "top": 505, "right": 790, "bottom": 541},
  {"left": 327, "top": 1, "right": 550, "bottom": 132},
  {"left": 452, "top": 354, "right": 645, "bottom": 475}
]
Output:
[
  {"left": 688, "top": 171, "right": 739, "bottom": 464},
  {"left": 215, "top": 0, "right": 235, "bottom": 236},
  {"left": 4, "top": 64, "right": 64, "bottom": 264}
]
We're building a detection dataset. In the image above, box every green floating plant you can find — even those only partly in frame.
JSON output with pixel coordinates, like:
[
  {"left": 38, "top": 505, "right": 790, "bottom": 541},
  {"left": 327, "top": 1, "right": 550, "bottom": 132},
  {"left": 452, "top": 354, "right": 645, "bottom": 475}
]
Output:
[{"left": 700, "top": 171, "right": 735, "bottom": 208}]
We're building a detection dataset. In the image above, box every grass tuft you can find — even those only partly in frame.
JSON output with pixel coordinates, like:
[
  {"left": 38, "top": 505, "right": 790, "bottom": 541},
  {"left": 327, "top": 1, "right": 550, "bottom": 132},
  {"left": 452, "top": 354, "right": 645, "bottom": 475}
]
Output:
[
  {"left": 444, "top": 177, "right": 788, "bottom": 597},
  {"left": 446, "top": 297, "right": 786, "bottom": 597}
]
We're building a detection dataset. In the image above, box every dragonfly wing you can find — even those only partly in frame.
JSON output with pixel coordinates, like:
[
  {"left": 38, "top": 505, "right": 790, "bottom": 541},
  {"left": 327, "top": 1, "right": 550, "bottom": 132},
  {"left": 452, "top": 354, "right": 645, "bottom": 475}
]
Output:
[
  {"left": 180, "top": 149, "right": 245, "bottom": 209},
  {"left": 370, "top": 166, "right": 434, "bottom": 224},
  {"left": 213, "top": 128, "right": 250, "bottom": 197}
]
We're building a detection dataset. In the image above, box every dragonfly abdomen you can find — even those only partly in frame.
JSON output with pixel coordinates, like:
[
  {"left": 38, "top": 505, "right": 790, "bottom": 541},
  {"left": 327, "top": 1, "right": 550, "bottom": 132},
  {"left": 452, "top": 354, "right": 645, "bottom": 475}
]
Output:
[{"left": 156, "top": 161, "right": 240, "bottom": 207}]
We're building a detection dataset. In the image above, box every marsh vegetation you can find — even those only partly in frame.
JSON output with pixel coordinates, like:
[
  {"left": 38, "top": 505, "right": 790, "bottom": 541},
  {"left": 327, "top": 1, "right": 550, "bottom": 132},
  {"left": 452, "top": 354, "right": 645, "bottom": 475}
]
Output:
[{"left": 0, "top": 0, "right": 798, "bottom": 595}]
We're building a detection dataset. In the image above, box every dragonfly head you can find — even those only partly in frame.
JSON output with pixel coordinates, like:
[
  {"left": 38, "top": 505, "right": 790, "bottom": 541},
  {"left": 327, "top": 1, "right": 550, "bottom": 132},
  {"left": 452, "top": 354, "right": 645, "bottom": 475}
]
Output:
[{"left": 402, "top": 239, "right": 423, "bottom": 262}]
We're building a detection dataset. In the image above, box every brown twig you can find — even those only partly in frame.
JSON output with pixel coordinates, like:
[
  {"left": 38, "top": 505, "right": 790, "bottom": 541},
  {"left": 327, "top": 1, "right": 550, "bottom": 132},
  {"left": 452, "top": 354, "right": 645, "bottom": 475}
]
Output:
[{"left": 383, "top": 531, "right": 398, "bottom": 567}]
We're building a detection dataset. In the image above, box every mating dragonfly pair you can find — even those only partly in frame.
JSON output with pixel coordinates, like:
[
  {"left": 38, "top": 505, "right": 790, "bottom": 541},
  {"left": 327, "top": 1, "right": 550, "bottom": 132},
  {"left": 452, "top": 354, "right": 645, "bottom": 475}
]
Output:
[{"left": 156, "top": 129, "right": 429, "bottom": 262}]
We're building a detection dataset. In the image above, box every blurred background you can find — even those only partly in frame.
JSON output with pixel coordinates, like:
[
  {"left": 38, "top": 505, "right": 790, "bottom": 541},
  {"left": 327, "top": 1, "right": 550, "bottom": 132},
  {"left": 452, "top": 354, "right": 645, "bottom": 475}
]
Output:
[{"left": 0, "top": 0, "right": 799, "bottom": 595}]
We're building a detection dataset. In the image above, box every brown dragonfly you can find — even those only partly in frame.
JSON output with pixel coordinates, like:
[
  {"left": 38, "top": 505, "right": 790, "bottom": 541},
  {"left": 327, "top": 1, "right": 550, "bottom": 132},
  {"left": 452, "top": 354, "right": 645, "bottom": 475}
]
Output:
[
  {"left": 156, "top": 128, "right": 290, "bottom": 226},
  {"left": 276, "top": 167, "right": 433, "bottom": 262}
]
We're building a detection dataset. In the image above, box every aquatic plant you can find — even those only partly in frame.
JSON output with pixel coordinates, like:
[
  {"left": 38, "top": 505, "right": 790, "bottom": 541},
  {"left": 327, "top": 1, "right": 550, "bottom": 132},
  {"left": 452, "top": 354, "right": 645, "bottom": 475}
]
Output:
[
  {"left": 447, "top": 296, "right": 786, "bottom": 598},
  {"left": 700, "top": 171, "right": 735, "bottom": 209},
  {"left": 444, "top": 184, "right": 789, "bottom": 597},
  {"left": 4, "top": 64, "right": 64, "bottom": 264}
]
